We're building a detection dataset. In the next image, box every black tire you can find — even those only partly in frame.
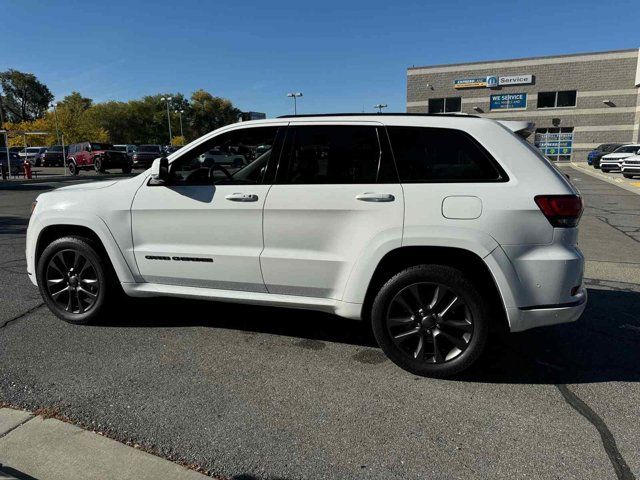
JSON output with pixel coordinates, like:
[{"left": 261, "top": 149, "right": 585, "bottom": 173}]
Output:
[
  {"left": 122, "top": 164, "right": 132, "bottom": 174},
  {"left": 36, "top": 236, "right": 114, "bottom": 325},
  {"left": 67, "top": 161, "right": 78, "bottom": 176},
  {"left": 94, "top": 158, "right": 105, "bottom": 173},
  {"left": 371, "top": 265, "right": 489, "bottom": 378},
  {"left": 623, "top": 173, "right": 634, "bottom": 178}
]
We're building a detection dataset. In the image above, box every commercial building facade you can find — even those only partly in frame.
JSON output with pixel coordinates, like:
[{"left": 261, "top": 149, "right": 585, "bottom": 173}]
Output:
[{"left": 407, "top": 49, "right": 640, "bottom": 162}]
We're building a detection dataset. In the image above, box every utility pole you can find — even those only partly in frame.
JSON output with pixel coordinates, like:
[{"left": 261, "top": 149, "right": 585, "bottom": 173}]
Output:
[
  {"left": 175, "top": 109, "right": 184, "bottom": 140},
  {"left": 160, "top": 96, "right": 173, "bottom": 144},
  {"left": 50, "top": 103, "right": 61, "bottom": 145},
  {"left": 287, "top": 92, "right": 303, "bottom": 115}
]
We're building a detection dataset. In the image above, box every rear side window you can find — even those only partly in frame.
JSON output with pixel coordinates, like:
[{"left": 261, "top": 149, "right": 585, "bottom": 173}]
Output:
[
  {"left": 387, "top": 126, "right": 505, "bottom": 182},
  {"left": 279, "top": 125, "right": 382, "bottom": 184}
]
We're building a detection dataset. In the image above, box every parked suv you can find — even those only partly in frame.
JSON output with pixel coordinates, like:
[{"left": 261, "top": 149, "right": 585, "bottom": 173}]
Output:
[
  {"left": 600, "top": 144, "right": 640, "bottom": 172},
  {"left": 132, "top": 144, "right": 162, "bottom": 168},
  {"left": 26, "top": 114, "right": 586, "bottom": 377},
  {"left": 587, "top": 143, "right": 622, "bottom": 168},
  {"left": 66, "top": 142, "right": 132, "bottom": 175},
  {"left": 20, "top": 147, "right": 47, "bottom": 166},
  {"left": 41, "top": 145, "right": 67, "bottom": 167}
]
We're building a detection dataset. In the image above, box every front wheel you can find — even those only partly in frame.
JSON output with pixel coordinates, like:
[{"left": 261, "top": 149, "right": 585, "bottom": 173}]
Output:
[
  {"left": 371, "top": 265, "right": 489, "bottom": 378},
  {"left": 36, "top": 236, "right": 114, "bottom": 324},
  {"left": 94, "top": 158, "right": 105, "bottom": 173},
  {"left": 623, "top": 173, "right": 634, "bottom": 178}
]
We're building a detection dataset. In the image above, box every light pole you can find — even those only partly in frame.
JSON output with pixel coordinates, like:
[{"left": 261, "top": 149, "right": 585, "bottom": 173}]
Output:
[
  {"left": 175, "top": 109, "right": 184, "bottom": 141},
  {"left": 374, "top": 103, "right": 388, "bottom": 113},
  {"left": 50, "top": 103, "right": 61, "bottom": 145},
  {"left": 160, "top": 96, "right": 173, "bottom": 144},
  {"left": 287, "top": 92, "right": 303, "bottom": 115},
  {"left": 0, "top": 129, "right": 10, "bottom": 177}
]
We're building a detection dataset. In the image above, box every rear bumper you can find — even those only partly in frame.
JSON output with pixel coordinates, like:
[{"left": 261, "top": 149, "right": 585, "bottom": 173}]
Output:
[{"left": 507, "top": 288, "right": 587, "bottom": 332}]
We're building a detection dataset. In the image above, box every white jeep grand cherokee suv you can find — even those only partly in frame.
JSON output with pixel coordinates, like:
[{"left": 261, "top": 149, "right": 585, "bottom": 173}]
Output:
[{"left": 26, "top": 114, "right": 586, "bottom": 377}]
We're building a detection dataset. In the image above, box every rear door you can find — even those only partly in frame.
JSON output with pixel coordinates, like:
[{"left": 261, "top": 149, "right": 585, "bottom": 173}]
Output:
[{"left": 261, "top": 122, "right": 403, "bottom": 299}]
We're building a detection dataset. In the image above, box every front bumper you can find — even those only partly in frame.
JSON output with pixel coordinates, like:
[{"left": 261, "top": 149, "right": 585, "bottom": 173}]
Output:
[
  {"left": 507, "top": 288, "right": 587, "bottom": 332},
  {"left": 600, "top": 162, "right": 622, "bottom": 171},
  {"left": 622, "top": 166, "right": 640, "bottom": 172}
]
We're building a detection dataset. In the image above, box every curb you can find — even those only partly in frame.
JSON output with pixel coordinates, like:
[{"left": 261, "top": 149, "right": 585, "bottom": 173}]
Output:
[
  {"left": 0, "top": 408, "right": 210, "bottom": 480},
  {"left": 0, "top": 173, "right": 136, "bottom": 188}
]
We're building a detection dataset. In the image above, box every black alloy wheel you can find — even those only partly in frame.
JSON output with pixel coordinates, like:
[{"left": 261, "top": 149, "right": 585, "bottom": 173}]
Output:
[{"left": 371, "top": 265, "right": 489, "bottom": 377}]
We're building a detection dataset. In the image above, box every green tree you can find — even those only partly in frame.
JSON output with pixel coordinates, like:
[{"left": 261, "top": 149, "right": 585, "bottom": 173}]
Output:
[
  {"left": 0, "top": 69, "right": 54, "bottom": 123},
  {"left": 188, "top": 90, "right": 240, "bottom": 138}
]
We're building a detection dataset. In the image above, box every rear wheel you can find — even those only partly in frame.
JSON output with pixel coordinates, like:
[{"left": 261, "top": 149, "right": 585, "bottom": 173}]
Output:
[
  {"left": 94, "top": 158, "right": 105, "bottom": 173},
  {"left": 67, "top": 161, "right": 78, "bottom": 176},
  {"left": 371, "top": 265, "right": 489, "bottom": 377},
  {"left": 37, "top": 236, "right": 114, "bottom": 324}
]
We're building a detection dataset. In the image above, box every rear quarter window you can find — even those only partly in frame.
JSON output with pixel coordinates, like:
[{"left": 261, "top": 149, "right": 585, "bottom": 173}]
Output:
[{"left": 386, "top": 126, "right": 506, "bottom": 183}]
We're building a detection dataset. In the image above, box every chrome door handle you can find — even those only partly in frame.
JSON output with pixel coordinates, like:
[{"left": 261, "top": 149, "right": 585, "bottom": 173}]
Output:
[
  {"left": 225, "top": 193, "right": 258, "bottom": 202},
  {"left": 355, "top": 193, "right": 395, "bottom": 202}
]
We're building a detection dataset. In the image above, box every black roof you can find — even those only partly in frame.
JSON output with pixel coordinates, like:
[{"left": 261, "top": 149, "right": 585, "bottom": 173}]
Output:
[{"left": 277, "top": 113, "right": 479, "bottom": 119}]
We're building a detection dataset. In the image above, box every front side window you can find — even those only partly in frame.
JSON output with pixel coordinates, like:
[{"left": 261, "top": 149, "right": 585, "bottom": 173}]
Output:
[
  {"left": 169, "top": 126, "right": 279, "bottom": 186},
  {"left": 387, "top": 126, "right": 504, "bottom": 182},
  {"left": 428, "top": 97, "right": 461, "bottom": 113},
  {"left": 278, "top": 125, "right": 381, "bottom": 184}
]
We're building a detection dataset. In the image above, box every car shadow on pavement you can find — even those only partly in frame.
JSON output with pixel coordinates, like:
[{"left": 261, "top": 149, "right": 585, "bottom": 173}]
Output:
[{"left": 98, "top": 287, "right": 640, "bottom": 385}]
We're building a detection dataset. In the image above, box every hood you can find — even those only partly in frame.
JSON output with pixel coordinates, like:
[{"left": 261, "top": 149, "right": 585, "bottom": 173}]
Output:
[
  {"left": 602, "top": 152, "right": 636, "bottom": 159},
  {"left": 135, "top": 151, "right": 161, "bottom": 156},
  {"left": 622, "top": 154, "right": 640, "bottom": 162},
  {"left": 54, "top": 180, "right": 120, "bottom": 192}
]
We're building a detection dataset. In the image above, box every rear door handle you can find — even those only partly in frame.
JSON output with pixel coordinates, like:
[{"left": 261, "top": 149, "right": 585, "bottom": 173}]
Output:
[
  {"left": 355, "top": 193, "right": 395, "bottom": 202},
  {"left": 225, "top": 193, "right": 258, "bottom": 202}
]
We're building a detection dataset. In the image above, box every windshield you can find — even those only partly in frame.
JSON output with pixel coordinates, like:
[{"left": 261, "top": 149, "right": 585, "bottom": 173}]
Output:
[
  {"left": 138, "top": 145, "right": 161, "bottom": 153},
  {"left": 614, "top": 146, "right": 640, "bottom": 154},
  {"left": 26, "top": 147, "right": 42, "bottom": 153},
  {"left": 49, "top": 146, "right": 63, "bottom": 152},
  {"left": 113, "top": 146, "right": 126, "bottom": 152},
  {"left": 91, "top": 143, "right": 113, "bottom": 151}
]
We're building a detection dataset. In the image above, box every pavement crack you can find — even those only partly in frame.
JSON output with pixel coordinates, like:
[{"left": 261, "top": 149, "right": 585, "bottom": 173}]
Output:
[
  {"left": 0, "top": 302, "right": 45, "bottom": 330},
  {"left": 555, "top": 383, "right": 635, "bottom": 480}
]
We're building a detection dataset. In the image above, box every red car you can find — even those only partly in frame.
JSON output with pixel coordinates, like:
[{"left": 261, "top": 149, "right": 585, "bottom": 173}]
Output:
[{"left": 66, "top": 141, "right": 132, "bottom": 175}]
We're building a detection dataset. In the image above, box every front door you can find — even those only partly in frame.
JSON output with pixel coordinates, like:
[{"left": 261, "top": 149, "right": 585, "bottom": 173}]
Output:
[
  {"left": 131, "top": 124, "right": 284, "bottom": 292},
  {"left": 261, "top": 123, "right": 404, "bottom": 299}
]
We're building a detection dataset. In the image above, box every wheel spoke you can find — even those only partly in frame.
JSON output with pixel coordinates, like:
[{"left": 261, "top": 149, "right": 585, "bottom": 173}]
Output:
[
  {"left": 432, "top": 332, "right": 444, "bottom": 363},
  {"left": 74, "top": 290, "right": 84, "bottom": 313},
  {"left": 436, "top": 329, "right": 468, "bottom": 350},
  {"left": 439, "top": 319, "right": 473, "bottom": 333},
  {"left": 65, "top": 290, "right": 73, "bottom": 311},
  {"left": 392, "top": 326, "right": 421, "bottom": 342},
  {"left": 438, "top": 296, "right": 460, "bottom": 318},
  {"left": 388, "top": 315, "right": 414, "bottom": 327},
  {"left": 51, "top": 285, "right": 69, "bottom": 299},
  {"left": 414, "top": 335, "right": 425, "bottom": 359},
  {"left": 78, "top": 287, "right": 97, "bottom": 299},
  {"left": 407, "top": 285, "right": 426, "bottom": 311},
  {"left": 394, "top": 294, "right": 415, "bottom": 316},
  {"left": 80, "top": 278, "right": 98, "bottom": 285},
  {"left": 47, "top": 277, "right": 65, "bottom": 286},
  {"left": 428, "top": 285, "right": 445, "bottom": 310},
  {"left": 53, "top": 252, "right": 68, "bottom": 273}
]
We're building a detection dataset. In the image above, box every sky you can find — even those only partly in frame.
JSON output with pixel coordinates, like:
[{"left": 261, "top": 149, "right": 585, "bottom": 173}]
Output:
[{"left": 2, "top": 0, "right": 639, "bottom": 118}]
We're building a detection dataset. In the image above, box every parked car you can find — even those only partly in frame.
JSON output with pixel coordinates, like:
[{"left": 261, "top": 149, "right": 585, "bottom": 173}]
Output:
[
  {"left": 66, "top": 142, "right": 132, "bottom": 175},
  {"left": 587, "top": 143, "right": 622, "bottom": 168},
  {"left": 113, "top": 144, "right": 137, "bottom": 159},
  {"left": 41, "top": 145, "right": 68, "bottom": 167},
  {"left": 621, "top": 154, "right": 640, "bottom": 178},
  {"left": 19, "top": 147, "right": 48, "bottom": 166},
  {"left": 132, "top": 144, "right": 163, "bottom": 168},
  {"left": 0, "top": 150, "right": 22, "bottom": 176},
  {"left": 9, "top": 146, "right": 23, "bottom": 155},
  {"left": 26, "top": 114, "right": 586, "bottom": 378},
  {"left": 198, "top": 148, "right": 247, "bottom": 168},
  {"left": 600, "top": 144, "right": 640, "bottom": 172}
]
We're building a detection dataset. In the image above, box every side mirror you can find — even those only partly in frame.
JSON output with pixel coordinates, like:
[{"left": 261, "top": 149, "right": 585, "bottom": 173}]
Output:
[{"left": 149, "top": 157, "right": 169, "bottom": 185}]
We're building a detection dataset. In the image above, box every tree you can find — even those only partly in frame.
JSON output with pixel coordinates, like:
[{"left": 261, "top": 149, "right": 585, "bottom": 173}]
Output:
[
  {"left": 58, "top": 91, "right": 93, "bottom": 112},
  {"left": 0, "top": 69, "right": 54, "bottom": 123},
  {"left": 188, "top": 90, "right": 240, "bottom": 138}
]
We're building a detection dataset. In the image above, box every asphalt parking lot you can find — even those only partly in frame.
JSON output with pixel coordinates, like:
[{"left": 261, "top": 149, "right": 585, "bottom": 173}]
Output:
[{"left": 1, "top": 165, "right": 639, "bottom": 480}]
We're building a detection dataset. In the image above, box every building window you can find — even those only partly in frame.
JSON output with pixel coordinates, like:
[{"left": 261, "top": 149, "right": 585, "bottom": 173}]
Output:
[
  {"left": 537, "top": 90, "right": 577, "bottom": 108},
  {"left": 534, "top": 127, "right": 574, "bottom": 162},
  {"left": 428, "top": 97, "right": 461, "bottom": 113}
]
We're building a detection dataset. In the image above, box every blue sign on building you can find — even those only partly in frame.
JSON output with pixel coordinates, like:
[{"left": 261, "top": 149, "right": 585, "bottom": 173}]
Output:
[{"left": 490, "top": 93, "right": 527, "bottom": 110}]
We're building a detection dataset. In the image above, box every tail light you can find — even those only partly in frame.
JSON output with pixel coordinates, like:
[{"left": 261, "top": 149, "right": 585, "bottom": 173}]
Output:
[{"left": 534, "top": 195, "right": 583, "bottom": 228}]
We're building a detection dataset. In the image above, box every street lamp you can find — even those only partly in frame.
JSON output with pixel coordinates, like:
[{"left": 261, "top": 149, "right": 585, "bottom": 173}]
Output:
[
  {"left": 374, "top": 103, "right": 388, "bottom": 113},
  {"left": 287, "top": 92, "right": 303, "bottom": 115},
  {"left": 50, "top": 103, "right": 61, "bottom": 145},
  {"left": 174, "top": 109, "right": 184, "bottom": 140},
  {"left": 160, "top": 96, "right": 173, "bottom": 144}
]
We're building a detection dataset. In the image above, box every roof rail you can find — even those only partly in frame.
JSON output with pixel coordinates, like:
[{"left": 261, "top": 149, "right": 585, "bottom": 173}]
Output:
[{"left": 276, "top": 112, "right": 480, "bottom": 119}]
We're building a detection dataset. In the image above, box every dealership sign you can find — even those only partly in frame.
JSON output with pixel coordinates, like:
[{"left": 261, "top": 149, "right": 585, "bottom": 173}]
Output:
[
  {"left": 490, "top": 93, "right": 527, "bottom": 110},
  {"left": 455, "top": 74, "right": 533, "bottom": 89},
  {"left": 498, "top": 74, "right": 533, "bottom": 86}
]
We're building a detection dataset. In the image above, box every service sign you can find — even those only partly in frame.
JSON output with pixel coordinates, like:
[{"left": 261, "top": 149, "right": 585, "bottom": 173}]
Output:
[
  {"left": 490, "top": 93, "right": 527, "bottom": 110},
  {"left": 454, "top": 77, "right": 488, "bottom": 89},
  {"left": 498, "top": 74, "right": 533, "bottom": 86}
]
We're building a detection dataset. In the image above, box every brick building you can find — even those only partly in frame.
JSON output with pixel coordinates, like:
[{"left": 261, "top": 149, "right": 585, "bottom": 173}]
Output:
[{"left": 407, "top": 49, "right": 640, "bottom": 162}]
